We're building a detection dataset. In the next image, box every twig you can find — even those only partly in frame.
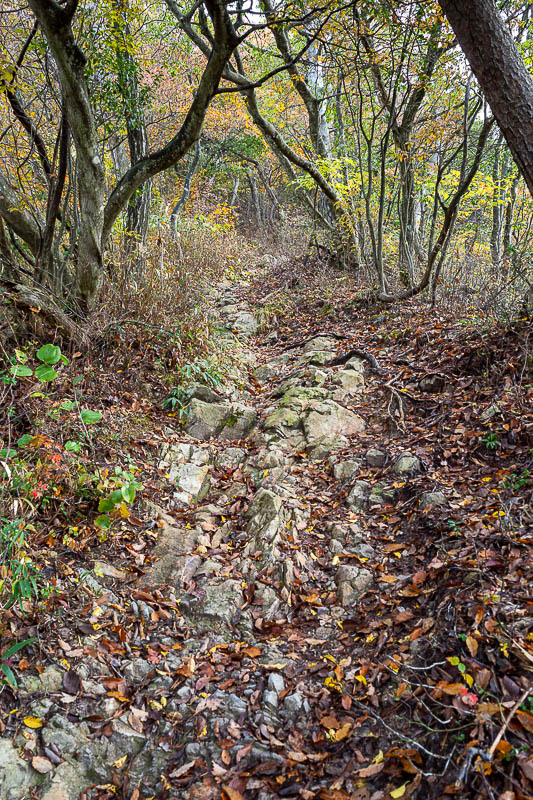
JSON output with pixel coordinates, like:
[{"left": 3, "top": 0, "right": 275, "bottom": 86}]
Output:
[{"left": 487, "top": 685, "right": 531, "bottom": 759}]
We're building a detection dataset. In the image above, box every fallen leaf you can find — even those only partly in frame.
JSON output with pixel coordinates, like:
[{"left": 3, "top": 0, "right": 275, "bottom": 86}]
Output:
[
  {"left": 169, "top": 760, "right": 196, "bottom": 779},
  {"left": 390, "top": 782, "right": 409, "bottom": 798},
  {"left": 223, "top": 786, "right": 244, "bottom": 800},
  {"left": 24, "top": 717, "right": 43, "bottom": 729},
  {"left": 357, "top": 762, "right": 384, "bottom": 778},
  {"left": 63, "top": 669, "right": 81, "bottom": 695}
]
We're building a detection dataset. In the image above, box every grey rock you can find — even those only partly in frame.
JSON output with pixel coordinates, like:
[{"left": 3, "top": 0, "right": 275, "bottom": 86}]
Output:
[
  {"left": 347, "top": 480, "right": 370, "bottom": 510},
  {"left": 263, "top": 690, "right": 279, "bottom": 709},
  {"left": 336, "top": 566, "right": 373, "bottom": 605},
  {"left": 420, "top": 491, "right": 447, "bottom": 510},
  {"left": 283, "top": 692, "right": 304, "bottom": 714},
  {"left": 179, "top": 580, "right": 245, "bottom": 632},
  {"left": 109, "top": 718, "right": 147, "bottom": 756},
  {"left": 184, "top": 399, "right": 256, "bottom": 441},
  {"left": 42, "top": 715, "right": 91, "bottom": 757},
  {"left": 419, "top": 373, "right": 445, "bottom": 393},
  {"left": 366, "top": 448, "right": 387, "bottom": 468},
  {"left": 181, "top": 383, "right": 221, "bottom": 404},
  {"left": 263, "top": 406, "right": 301, "bottom": 431},
  {"left": 369, "top": 484, "right": 396, "bottom": 505},
  {"left": 331, "top": 369, "right": 365, "bottom": 393},
  {"left": 307, "top": 434, "right": 349, "bottom": 460},
  {"left": 267, "top": 673, "right": 285, "bottom": 694},
  {"left": 303, "top": 401, "right": 364, "bottom": 442},
  {"left": 0, "top": 739, "right": 41, "bottom": 800},
  {"left": 230, "top": 311, "right": 258, "bottom": 335},
  {"left": 393, "top": 453, "right": 421, "bottom": 475},
  {"left": 128, "top": 747, "right": 169, "bottom": 793},
  {"left": 279, "top": 385, "right": 328, "bottom": 409},
  {"left": 41, "top": 762, "right": 91, "bottom": 800},
  {"left": 185, "top": 743, "right": 201, "bottom": 759},
  {"left": 333, "top": 460, "right": 360, "bottom": 481},
  {"left": 303, "top": 336, "right": 338, "bottom": 353},
  {"left": 123, "top": 659, "right": 153, "bottom": 684},
  {"left": 350, "top": 541, "right": 376, "bottom": 559},
  {"left": 246, "top": 489, "right": 284, "bottom": 548},
  {"left": 215, "top": 447, "right": 245, "bottom": 470},
  {"left": 19, "top": 664, "right": 63, "bottom": 695},
  {"left": 169, "top": 462, "right": 211, "bottom": 506},
  {"left": 304, "top": 350, "right": 336, "bottom": 366},
  {"left": 255, "top": 364, "right": 277, "bottom": 382}
]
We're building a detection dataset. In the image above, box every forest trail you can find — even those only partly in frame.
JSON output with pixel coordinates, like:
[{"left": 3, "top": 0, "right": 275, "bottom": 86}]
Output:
[{"left": 2, "top": 262, "right": 532, "bottom": 800}]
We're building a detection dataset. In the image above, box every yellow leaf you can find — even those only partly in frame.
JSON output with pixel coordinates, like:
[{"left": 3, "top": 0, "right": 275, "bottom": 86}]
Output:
[
  {"left": 24, "top": 716, "right": 43, "bottom": 729},
  {"left": 355, "top": 674, "right": 367, "bottom": 685},
  {"left": 390, "top": 782, "right": 409, "bottom": 798},
  {"left": 372, "top": 749, "right": 384, "bottom": 764},
  {"left": 332, "top": 722, "right": 352, "bottom": 741},
  {"left": 113, "top": 755, "right": 128, "bottom": 768}
]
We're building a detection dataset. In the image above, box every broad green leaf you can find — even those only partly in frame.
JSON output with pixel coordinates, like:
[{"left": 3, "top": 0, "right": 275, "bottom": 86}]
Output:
[
  {"left": 94, "top": 515, "right": 111, "bottom": 530},
  {"left": 10, "top": 365, "right": 33, "bottom": 377},
  {"left": 98, "top": 496, "right": 116, "bottom": 512},
  {"left": 35, "top": 364, "right": 58, "bottom": 382},
  {"left": 36, "top": 344, "right": 61, "bottom": 365},
  {"left": 98, "top": 489, "right": 123, "bottom": 512},
  {"left": 121, "top": 484, "right": 136, "bottom": 504},
  {"left": 59, "top": 400, "right": 77, "bottom": 411},
  {"left": 17, "top": 435, "right": 34, "bottom": 447},
  {"left": 64, "top": 440, "right": 82, "bottom": 453},
  {"left": 80, "top": 409, "right": 102, "bottom": 425}
]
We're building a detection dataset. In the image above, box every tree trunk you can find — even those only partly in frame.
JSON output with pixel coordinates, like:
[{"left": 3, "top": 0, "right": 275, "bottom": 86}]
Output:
[{"left": 438, "top": 0, "right": 533, "bottom": 196}]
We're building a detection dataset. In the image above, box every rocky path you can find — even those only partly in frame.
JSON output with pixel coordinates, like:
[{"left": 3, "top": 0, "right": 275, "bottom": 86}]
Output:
[{"left": 2, "top": 273, "right": 531, "bottom": 800}]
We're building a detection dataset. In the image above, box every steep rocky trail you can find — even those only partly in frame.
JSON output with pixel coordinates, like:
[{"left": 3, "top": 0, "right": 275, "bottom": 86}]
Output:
[{"left": 1, "top": 269, "right": 532, "bottom": 800}]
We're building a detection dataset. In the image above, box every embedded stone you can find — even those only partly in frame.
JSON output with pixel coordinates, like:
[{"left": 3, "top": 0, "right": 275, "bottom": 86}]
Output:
[{"left": 393, "top": 453, "right": 421, "bottom": 475}]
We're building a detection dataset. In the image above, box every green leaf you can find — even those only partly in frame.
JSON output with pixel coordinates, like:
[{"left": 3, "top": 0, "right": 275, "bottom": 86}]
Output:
[
  {"left": 447, "top": 656, "right": 460, "bottom": 666},
  {"left": 80, "top": 409, "right": 102, "bottom": 425},
  {"left": 121, "top": 484, "right": 136, "bottom": 504},
  {"left": 94, "top": 514, "right": 111, "bottom": 530},
  {"left": 72, "top": 375, "right": 83, "bottom": 386},
  {"left": 36, "top": 344, "right": 61, "bottom": 365},
  {"left": 64, "top": 440, "right": 82, "bottom": 453},
  {"left": 1, "top": 638, "right": 36, "bottom": 659},
  {"left": 1, "top": 663, "right": 17, "bottom": 688},
  {"left": 10, "top": 365, "right": 33, "bottom": 377},
  {"left": 35, "top": 364, "right": 58, "bottom": 382},
  {"left": 0, "top": 448, "right": 17, "bottom": 459},
  {"left": 59, "top": 400, "right": 77, "bottom": 411},
  {"left": 60, "top": 354, "right": 69, "bottom": 365},
  {"left": 98, "top": 489, "right": 123, "bottom": 512},
  {"left": 98, "top": 496, "right": 116, "bottom": 512},
  {"left": 17, "top": 434, "right": 34, "bottom": 448}
]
